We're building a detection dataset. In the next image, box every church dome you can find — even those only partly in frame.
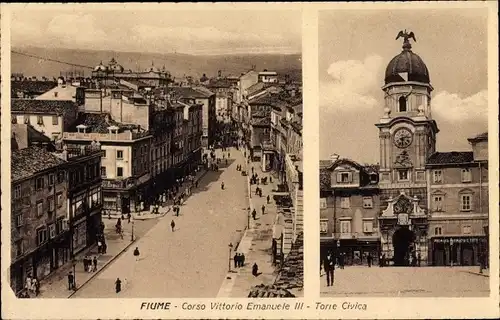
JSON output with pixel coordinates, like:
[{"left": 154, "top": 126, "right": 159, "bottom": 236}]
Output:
[
  {"left": 108, "top": 58, "right": 124, "bottom": 73},
  {"left": 94, "top": 61, "right": 108, "bottom": 72},
  {"left": 385, "top": 39, "right": 430, "bottom": 84}
]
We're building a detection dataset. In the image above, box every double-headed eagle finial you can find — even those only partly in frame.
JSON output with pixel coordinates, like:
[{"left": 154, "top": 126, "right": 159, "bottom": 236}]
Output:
[{"left": 396, "top": 30, "right": 416, "bottom": 50}]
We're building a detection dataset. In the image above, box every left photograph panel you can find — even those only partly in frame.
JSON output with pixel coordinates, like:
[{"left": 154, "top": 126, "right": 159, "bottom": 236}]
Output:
[{"left": 8, "top": 6, "right": 303, "bottom": 298}]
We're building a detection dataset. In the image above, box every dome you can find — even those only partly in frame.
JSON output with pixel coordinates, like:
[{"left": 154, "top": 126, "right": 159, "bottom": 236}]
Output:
[
  {"left": 108, "top": 58, "right": 124, "bottom": 72},
  {"left": 94, "top": 61, "right": 108, "bottom": 72},
  {"left": 385, "top": 45, "right": 430, "bottom": 84}
]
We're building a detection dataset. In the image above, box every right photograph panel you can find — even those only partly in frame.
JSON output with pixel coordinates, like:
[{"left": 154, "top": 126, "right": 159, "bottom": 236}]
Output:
[{"left": 318, "top": 9, "right": 489, "bottom": 297}]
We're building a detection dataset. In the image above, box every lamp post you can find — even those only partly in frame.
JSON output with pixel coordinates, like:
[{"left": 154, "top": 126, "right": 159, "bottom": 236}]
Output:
[
  {"left": 228, "top": 243, "right": 233, "bottom": 272},
  {"left": 131, "top": 220, "right": 135, "bottom": 242},
  {"left": 72, "top": 259, "right": 77, "bottom": 290}
]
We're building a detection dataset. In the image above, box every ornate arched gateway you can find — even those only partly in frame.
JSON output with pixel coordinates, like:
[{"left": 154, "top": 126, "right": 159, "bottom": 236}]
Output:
[{"left": 378, "top": 191, "right": 428, "bottom": 266}]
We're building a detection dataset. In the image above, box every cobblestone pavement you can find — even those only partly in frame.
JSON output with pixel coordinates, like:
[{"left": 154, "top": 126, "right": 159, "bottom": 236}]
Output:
[
  {"left": 72, "top": 148, "right": 248, "bottom": 298},
  {"left": 320, "top": 266, "right": 489, "bottom": 297}
]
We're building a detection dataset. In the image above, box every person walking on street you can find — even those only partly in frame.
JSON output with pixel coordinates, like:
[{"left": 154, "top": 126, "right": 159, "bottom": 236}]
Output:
[
  {"left": 127, "top": 212, "right": 131, "bottom": 223},
  {"left": 171, "top": 220, "right": 176, "bottom": 232},
  {"left": 93, "top": 256, "right": 98, "bottom": 272},
  {"left": 234, "top": 253, "right": 238, "bottom": 269},
  {"left": 102, "top": 242, "right": 107, "bottom": 254},
  {"left": 241, "top": 253, "right": 246, "bottom": 267},
  {"left": 67, "top": 272, "right": 75, "bottom": 290},
  {"left": 367, "top": 253, "right": 373, "bottom": 267},
  {"left": 133, "top": 247, "right": 140, "bottom": 261},
  {"left": 252, "top": 263, "right": 259, "bottom": 277},
  {"left": 221, "top": 182, "right": 225, "bottom": 190},
  {"left": 267, "top": 195, "right": 270, "bottom": 204},
  {"left": 32, "top": 277, "right": 40, "bottom": 296},
  {"left": 261, "top": 204, "right": 266, "bottom": 215},
  {"left": 324, "top": 251, "right": 335, "bottom": 286},
  {"left": 115, "top": 278, "right": 122, "bottom": 294},
  {"left": 252, "top": 209, "right": 257, "bottom": 220}
]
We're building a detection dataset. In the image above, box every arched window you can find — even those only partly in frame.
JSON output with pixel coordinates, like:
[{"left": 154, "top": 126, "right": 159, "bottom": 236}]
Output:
[{"left": 398, "top": 96, "right": 407, "bottom": 112}]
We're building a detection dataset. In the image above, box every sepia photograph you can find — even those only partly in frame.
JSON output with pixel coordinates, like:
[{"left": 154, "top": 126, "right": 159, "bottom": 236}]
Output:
[
  {"left": 318, "top": 8, "right": 491, "bottom": 297},
  {"left": 7, "top": 6, "right": 303, "bottom": 299}
]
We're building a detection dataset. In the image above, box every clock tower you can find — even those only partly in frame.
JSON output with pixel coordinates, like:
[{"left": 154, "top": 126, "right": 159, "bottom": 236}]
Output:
[{"left": 376, "top": 31, "right": 439, "bottom": 265}]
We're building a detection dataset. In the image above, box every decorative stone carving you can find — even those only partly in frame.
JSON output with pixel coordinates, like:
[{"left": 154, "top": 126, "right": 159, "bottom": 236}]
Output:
[{"left": 394, "top": 150, "right": 412, "bottom": 167}]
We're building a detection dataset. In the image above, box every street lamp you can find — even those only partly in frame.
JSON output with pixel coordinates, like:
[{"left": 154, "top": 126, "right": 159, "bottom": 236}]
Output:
[
  {"left": 228, "top": 243, "right": 233, "bottom": 272},
  {"left": 72, "top": 260, "right": 77, "bottom": 291},
  {"left": 131, "top": 220, "right": 135, "bottom": 242}
]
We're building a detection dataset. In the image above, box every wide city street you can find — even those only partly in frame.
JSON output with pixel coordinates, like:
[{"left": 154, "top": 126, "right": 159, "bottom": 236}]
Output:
[
  {"left": 73, "top": 148, "right": 249, "bottom": 298},
  {"left": 320, "top": 266, "right": 489, "bottom": 297}
]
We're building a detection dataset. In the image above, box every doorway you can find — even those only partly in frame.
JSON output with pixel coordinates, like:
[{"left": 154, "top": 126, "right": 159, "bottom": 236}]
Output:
[{"left": 392, "top": 226, "right": 415, "bottom": 266}]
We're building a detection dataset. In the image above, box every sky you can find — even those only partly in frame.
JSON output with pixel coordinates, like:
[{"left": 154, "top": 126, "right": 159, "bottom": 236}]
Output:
[
  {"left": 11, "top": 6, "right": 302, "bottom": 55},
  {"left": 319, "top": 8, "right": 489, "bottom": 163}
]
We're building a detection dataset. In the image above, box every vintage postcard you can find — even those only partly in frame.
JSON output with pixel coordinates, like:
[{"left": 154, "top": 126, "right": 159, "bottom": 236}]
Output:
[{"left": 1, "top": 2, "right": 499, "bottom": 320}]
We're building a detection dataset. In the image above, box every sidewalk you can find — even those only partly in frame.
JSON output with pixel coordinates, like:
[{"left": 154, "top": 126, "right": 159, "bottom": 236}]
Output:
[
  {"left": 217, "top": 148, "right": 280, "bottom": 297},
  {"left": 36, "top": 218, "right": 137, "bottom": 298}
]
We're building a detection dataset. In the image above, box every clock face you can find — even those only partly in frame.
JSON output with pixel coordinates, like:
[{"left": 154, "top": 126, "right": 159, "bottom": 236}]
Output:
[{"left": 394, "top": 128, "right": 413, "bottom": 148}]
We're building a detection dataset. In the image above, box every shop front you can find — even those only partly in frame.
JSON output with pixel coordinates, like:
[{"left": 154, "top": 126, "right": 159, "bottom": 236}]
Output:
[
  {"left": 430, "top": 236, "right": 487, "bottom": 266},
  {"left": 72, "top": 217, "right": 88, "bottom": 256},
  {"left": 336, "top": 238, "right": 381, "bottom": 266}
]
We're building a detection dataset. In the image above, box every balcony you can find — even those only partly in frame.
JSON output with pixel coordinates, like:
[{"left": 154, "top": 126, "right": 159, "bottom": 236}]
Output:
[{"left": 63, "top": 131, "right": 151, "bottom": 142}]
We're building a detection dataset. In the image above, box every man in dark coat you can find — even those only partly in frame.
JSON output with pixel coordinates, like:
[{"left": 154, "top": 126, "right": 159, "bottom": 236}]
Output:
[
  {"left": 115, "top": 278, "right": 122, "bottom": 293},
  {"left": 68, "top": 271, "right": 75, "bottom": 290},
  {"left": 324, "top": 251, "right": 335, "bottom": 286}
]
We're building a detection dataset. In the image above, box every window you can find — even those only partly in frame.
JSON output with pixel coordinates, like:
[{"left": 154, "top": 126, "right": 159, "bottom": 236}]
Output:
[
  {"left": 320, "top": 219, "right": 328, "bottom": 234},
  {"left": 37, "top": 201, "right": 44, "bottom": 216},
  {"left": 463, "top": 225, "right": 472, "bottom": 235},
  {"left": 12, "top": 115, "right": 18, "bottom": 124},
  {"left": 14, "top": 185, "right": 21, "bottom": 199},
  {"left": 37, "top": 115, "right": 44, "bottom": 125},
  {"left": 398, "top": 96, "right": 407, "bottom": 112},
  {"left": 48, "top": 198, "right": 55, "bottom": 212},
  {"left": 434, "top": 226, "right": 442, "bottom": 235},
  {"left": 340, "top": 197, "right": 350, "bottom": 209},
  {"left": 15, "top": 214, "right": 23, "bottom": 227},
  {"left": 57, "top": 172, "right": 65, "bottom": 183},
  {"left": 461, "top": 168, "right": 472, "bottom": 182},
  {"left": 398, "top": 169, "right": 409, "bottom": 181},
  {"left": 101, "top": 166, "right": 107, "bottom": 177},
  {"left": 57, "top": 219, "right": 64, "bottom": 234},
  {"left": 35, "top": 177, "right": 44, "bottom": 190},
  {"left": 102, "top": 150, "right": 107, "bottom": 158},
  {"left": 56, "top": 193, "right": 63, "bottom": 208},
  {"left": 15, "top": 240, "right": 23, "bottom": 257},
  {"left": 48, "top": 174, "right": 55, "bottom": 186},
  {"left": 363, "top": 220, "right": 374, "bottom": 233},
  {"left": 52, "top": 116, "right": 59, "bottom": 125},
  {"left": 116, "top": 150, "right": 124, "bottom": 160},
  {"left": 460, "top": 194, "right": 472, "bottom": 211},
  {"left": 433, "top": 195, "right": 444, "bottom": 212},
  {"left": 320, "top": 198, "right": 327, "bottom": 209},
  {"left": 433, "top": 170, "right": 442, "bottom": 183},
  {"left": 37, "top": 228, "right": 48, "bottom": 245},
  {"left": 337, "top": 172, "right": 352, "bottom": 183},
  {"left": 416, "top": 171, "right": 426, "bottom": 181},
  {"left": 362, "top": 196, "right": 373, "bottom": 208},
  {"left": 49, "top": 224, "right": 56, "bottom": 239},
  {"left": 340, "top": 221, "right": 351, "bottom": 234},
  {"left": 117, "top": 167, "right": 124, "bottom": 177}
]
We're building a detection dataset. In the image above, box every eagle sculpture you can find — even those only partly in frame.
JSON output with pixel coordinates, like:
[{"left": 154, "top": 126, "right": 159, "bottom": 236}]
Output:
[{"left": 396, "top": 30, "right": 416, "bottom": 42}]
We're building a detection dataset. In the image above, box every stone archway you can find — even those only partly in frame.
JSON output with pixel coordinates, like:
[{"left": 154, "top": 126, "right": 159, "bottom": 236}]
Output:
[{"left": 392, "top": 226, "right": 415, "bottom": 266}]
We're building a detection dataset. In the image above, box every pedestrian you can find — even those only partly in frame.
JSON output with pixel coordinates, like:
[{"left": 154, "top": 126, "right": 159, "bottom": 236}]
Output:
[
  {"left": 324, "top": 251, "right": 335, "bottom": 286},
  {"left": 234, "top": 253, "right": 238, "bottom": 268},
  {"left": 258, "top": 189, "right": 262, "bottom": 197},
  {"left": 97, "top": 240, "right": 102, "bottom": 254},
  {"left": 25, "top": 275, "right": 32, "bottom": 295},
  {"left": 241, "top": 253, "right": 246, "bottom": 267},
  {"left": 255, "top": 187, "right": 259, "bottom": 195},
  {"left": 87, "top": 256, "right": 93, "bottom": 273},
  {"left": 93, "top": 256, "right": 98, "bottom": 272},
  {"left": 221, "top": 182, "right": 225, "bottom": 190},
  {"left": 103, "top": 243, "right": 108, "bottom": 254},
  {"left": 252, "top": 209, "right": 257, "bottom": 220},
  {"left": 228, "top": 152, "right": 230, "bottom": 158},
  {"left": 367, "top": 253, "right": 372, "bottom": 267},
  {"left": 195, "top": 180, "right": 199, "bottom": 188},
  {"left": 67, "top": 271, "right": 74, "bottom": 290},
  {"left": 267, "top": 195, "right": 270, "bottom": 204},
  {"left": 171, "top": 220, "right": 176, "bottom": 232},
  {"left": 270, "top": 176, "right": 273, "bottom": 183},
  {"left": 340, "top": 253, "right": 345, "bottom": 269},
  {"left": 127, "top": 212, "right": 131, "bottom": 223},
  {"left": 417, "top": 252, "right": 421, "bottom": 267},
  {"left": 83, "top": 256, "right": 88, "bottom": 272},
  {"left": 251, "top": 167, "right": 254, "bottom": 174},
  {"left": 32, "top": 277, "right": 39, "bottom": 296},
  {"left": 133, "top": 247, "right": 140, "bottom": 261},
  {"left": 261, "top": 204, "right": 265, "bottom": 215},
  {"left": 381, "top": 254, "right": 386, "bottom": 267},
  {"left": 252, "top": 263, "right": 259, "bottom": 277},
  {"left": 115, "top": 278, "right": 122, "bottom": 294}
]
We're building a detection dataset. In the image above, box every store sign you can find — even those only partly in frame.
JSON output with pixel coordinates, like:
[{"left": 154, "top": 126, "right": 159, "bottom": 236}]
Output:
[{"left": 433, "top": 237, "right": 484, "bottom": 244}]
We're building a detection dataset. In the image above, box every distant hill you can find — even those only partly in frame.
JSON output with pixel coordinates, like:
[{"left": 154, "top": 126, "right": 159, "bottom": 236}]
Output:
[{"left": 11, "top": 46, "right": 302, "bottom": 81}]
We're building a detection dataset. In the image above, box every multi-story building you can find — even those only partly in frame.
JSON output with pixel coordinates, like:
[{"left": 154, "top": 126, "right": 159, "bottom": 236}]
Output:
[
  {"left": 320, "top": 158, "right": 380, "bottom": 265},
  {"left": 426, "top": 133, "right": 489, "bottom": 266},
  {"left": 10, "top": 145, "right": 70, "bottom": 294},
  {"left": 206, "top": 75, "right": 233, "bottom": 123},
  {"left": 171, "top": 86, "right": 216, "bottom": 148},
  {"left": 11, "top": 99, "right": 78, "bottom": 141},
  {"left": 180, "top": 102, "right": 203, "bottom": 176},
  {"left": 319, "top": 34, "right": 489, "bottom": 267},
  {"left": 35, "top": 77, "right": 86, "bottom": 104},
  {"left": 258, "top": 70, "right": 278, "bottom": 83},
  {"left": 62, "top": 113, "right": 152, "bottom": 213}
]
